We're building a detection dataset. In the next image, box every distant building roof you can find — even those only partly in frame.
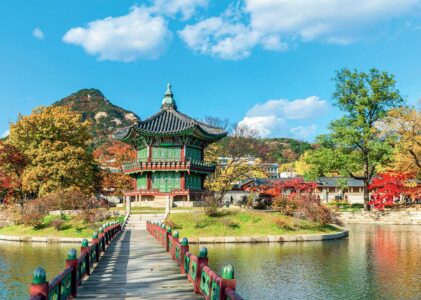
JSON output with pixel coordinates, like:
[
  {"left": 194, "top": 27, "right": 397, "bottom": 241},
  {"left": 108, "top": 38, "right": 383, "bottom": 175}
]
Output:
[{"left": 316, "top": 176, "right": 364, "bottom": 187}]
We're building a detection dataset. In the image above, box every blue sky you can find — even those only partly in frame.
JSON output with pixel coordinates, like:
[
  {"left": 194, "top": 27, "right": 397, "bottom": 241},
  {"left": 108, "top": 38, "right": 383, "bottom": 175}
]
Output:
[{"left": 1, "top": 0, "right": 421, "bottom": 141}]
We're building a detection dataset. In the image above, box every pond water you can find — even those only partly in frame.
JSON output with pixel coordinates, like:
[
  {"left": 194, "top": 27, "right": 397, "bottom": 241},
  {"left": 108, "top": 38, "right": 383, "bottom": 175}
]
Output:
[
  {"left": 0, "top": 242, "right": 78, "bottom": 299},
  {"left": 189, "top": 224, "right": 421, "bottom": 300},
  {"left": 1, "top": 224, "right": 421, "bottom": 299}
]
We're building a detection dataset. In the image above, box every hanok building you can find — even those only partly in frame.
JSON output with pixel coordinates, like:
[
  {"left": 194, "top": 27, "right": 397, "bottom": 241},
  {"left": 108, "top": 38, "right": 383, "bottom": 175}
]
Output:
[{"left": 115, "top": 84, "right": 227, "bottom": 207}]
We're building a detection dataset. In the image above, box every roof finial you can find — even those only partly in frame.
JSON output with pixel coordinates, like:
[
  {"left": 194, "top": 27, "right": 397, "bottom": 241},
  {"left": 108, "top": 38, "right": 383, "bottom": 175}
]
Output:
[{"left": 162, "top": 82, "right": 177, "bottom": 110}]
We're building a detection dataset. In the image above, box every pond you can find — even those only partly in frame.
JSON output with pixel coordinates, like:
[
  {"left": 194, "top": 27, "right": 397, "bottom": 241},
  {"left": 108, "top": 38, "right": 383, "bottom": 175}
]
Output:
[
  {"left": 1, "top": 224, "right": 421, "bottom": 299},
  {"left": 189, "top": 224, "right": 421, "bottom": 300},
  {"left": 0, "top": 242, "right": 78, "bottom": 299}
]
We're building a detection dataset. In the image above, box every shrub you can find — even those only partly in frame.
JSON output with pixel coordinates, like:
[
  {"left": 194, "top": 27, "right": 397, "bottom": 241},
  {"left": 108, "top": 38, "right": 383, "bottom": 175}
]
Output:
[
  {"left": 21, "top": 199, "right": 47, "bottom": 229},
  {"left": 165, "top": 219, "right": 183, "bottom": 230},
  {"left": 272, "top": 193, "right": 336, "bottom": 225},
  {"left": 39, "top": 189, "right": 91, "bottom": 211},
  {"left": 51, "top": 219, "right": 65, "bottom": 230},
  {"left": 4, "top": 204, "right": 23, "bottom": 225},
  {"left": 192, "top": 214, "right": 209, "bottom": 229},
  {"left": 202, "top": 193, "right": 220, "bottom": 217},
  {"left": 273, "top": 216, "right": 300, "bottom": 231}
]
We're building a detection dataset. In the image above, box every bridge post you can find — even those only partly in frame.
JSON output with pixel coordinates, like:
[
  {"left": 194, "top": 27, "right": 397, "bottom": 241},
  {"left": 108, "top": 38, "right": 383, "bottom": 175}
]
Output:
[
  {"left": 171, "top": 230, "right": 179, "bottom": 260},
  {"left": 81, "top": 239, "right": 91, "bottom": 275},
  {"left": 92, "top": 231, "right": 100, "bottom": 262},
  {"left": 166, "top": 227, "right": 172, "bottom": 252},
  {"left": 65, "top": 249, "right": 79, "bottom": 298},
  {"left": 195, "top": 247, "right": 208, "bottom": 294},
  {"left": 29, "top": 267, "right": 48, "bottom": 299},
  {"left": 180, "top": 237, "right": 189, "bottom": 274},
  {"left": 220, "top": 264, "right": 237, "bottom": 299}
]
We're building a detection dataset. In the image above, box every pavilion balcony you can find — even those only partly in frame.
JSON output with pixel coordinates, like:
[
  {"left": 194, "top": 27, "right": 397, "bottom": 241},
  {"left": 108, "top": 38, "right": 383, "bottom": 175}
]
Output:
[
  {"left": 122, "top": 159, "right": 216, "bottom": 174},
  {"left": 124, "top": 188, "right": 204, "bottom": 197}
]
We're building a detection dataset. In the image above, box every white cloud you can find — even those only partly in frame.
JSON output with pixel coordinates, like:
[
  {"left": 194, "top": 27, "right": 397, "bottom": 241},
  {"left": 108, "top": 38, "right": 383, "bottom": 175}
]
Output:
[
  {"left": 33, "top": 27, "right": 44, "bottom": 40},
  {"left": 150, "top": 0, "right": 208, "bottom": 20},
  {"left": 180, "top": 0, "right": 420, "bottom": 59},
  {"left": 290, "top": 125, "right": 317, "bottom": 139},
  {"left": 238, "top": 96, "right": 328, "bottom": 138},
  {"left": 63, "top": 7, "right": 172, "bottom": 62},
  {"left": 179, "top": 17, "right": 258, "bottom": 60},
  {"left": 239, "top": 116, "right": 285, "bottom": 137},
  {"left": 246, "top": 96, "right": 327, "bottom": 120},
  {"left": 1, "top": 129, "right": 10, "bottom": 138}
]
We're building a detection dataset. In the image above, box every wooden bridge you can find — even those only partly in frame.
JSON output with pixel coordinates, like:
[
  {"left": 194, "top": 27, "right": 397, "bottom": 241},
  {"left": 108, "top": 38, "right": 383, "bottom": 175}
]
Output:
[{"left": 28, "top": 214, "right": 243, "bottom": 300}]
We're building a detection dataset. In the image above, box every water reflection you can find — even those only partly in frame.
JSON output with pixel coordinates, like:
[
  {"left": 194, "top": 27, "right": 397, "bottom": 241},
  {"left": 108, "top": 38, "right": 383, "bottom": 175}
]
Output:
[
  {"left": 190, "top": 224, "right": 421, "bottom": 300},
  {"left": 0, "top": 242, "right": 78, "bottom": 300}
]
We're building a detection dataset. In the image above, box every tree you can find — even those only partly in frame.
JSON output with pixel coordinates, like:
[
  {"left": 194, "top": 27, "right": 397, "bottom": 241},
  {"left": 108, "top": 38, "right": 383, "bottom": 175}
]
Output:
[
  {"left": 8, "top": 106, "right": 97, "bottom": 197},
  {"left": 204, "top": 124, "right": 267, "bottom": 205},
  {"left": 0, "top": 141, "right": 26, "bottom": 202},
  {"left": 369, "top": 172, "right": 420, "bottom": 210},
  {"left": 382, "top": 108, "right": 421, "bottom": 177},
  {"left": 305, "top": 69, "right": 403, "bottom": 210},
  {"left": 93, "top": 141, "right": 135, "bottom": 197}
]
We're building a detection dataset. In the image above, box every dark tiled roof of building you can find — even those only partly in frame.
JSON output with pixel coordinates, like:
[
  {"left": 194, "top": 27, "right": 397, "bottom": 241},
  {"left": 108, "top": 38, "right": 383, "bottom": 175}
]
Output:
[
  {"left": 316, "top": 177, "right": 364, "bottom": 187},
  {"left": 114, "top": 84, "right": 227, "bottom": 141}
]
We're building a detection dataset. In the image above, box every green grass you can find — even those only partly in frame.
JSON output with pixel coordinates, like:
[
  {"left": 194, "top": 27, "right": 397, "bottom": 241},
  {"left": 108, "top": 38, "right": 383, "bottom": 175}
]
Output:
[
  {"left": 326, "top": 202, "right": 364, "bottom": 212},
  {"left": 165, "top": 210, "right": 339, "bottom": 238},
  {"left": 0, "top": 214, "right": 122, "bottom": 238}
]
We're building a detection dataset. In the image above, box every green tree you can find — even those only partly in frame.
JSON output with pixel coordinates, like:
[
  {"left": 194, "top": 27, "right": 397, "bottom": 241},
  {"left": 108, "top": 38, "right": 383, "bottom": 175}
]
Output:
[
  {"left": 305, "top": 68, "right": 403, "bottom": 209},
  {"left": 8, "top": 106, "right": 97, "bottom": 197}
]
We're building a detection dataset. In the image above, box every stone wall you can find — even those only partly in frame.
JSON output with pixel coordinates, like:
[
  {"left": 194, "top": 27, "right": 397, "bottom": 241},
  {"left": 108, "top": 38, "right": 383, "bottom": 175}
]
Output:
[{"left": 340, "top": 209, "right": 421, "bottom": 225}]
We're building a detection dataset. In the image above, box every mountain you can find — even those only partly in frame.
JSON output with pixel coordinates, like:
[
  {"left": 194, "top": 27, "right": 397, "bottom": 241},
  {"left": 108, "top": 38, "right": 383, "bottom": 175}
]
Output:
[
  {"left": 53, "top": 89, "right": 139, "bottom": 146},
  {"left": 258, "top": 138, "right": 313, "bottom": 164}
]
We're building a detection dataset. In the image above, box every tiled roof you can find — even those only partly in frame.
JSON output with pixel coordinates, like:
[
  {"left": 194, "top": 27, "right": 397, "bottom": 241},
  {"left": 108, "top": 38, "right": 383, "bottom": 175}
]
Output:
[
  {"left": 114, "top": 84, "right": 227, "bottom": 141},
  {"left": 316, "top": 177, "right": 364, "bottom": 187}
]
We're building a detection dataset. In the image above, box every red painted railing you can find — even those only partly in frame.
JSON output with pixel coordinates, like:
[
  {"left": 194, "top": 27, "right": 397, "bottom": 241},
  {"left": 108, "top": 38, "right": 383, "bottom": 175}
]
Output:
[
  {"left": 146, "top": 221, "right": 243, "bottom": 300},
  {"left": 122, "top": 159, "right": 216, "bottom": 174},
  {"left": 28, "top": 217, "right": 127, "bottom": 300}
]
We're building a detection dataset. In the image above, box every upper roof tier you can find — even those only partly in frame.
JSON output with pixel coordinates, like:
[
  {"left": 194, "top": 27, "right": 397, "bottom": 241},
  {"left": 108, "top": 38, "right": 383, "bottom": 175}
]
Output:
[{"left": 114, "top": 84, "right": 228, "bottom": 142}]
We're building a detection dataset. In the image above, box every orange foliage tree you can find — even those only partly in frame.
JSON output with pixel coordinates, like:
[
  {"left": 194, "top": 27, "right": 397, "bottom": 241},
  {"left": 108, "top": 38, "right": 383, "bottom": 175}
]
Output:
[{"left": 93, "top": 141, "right": 135, "bottom": 197}]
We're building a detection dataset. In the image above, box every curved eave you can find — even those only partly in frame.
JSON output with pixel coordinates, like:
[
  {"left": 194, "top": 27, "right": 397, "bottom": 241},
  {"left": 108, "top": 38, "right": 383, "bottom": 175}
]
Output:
[{"left": 117, "top": 125, "right": 227, "bottom": 142}]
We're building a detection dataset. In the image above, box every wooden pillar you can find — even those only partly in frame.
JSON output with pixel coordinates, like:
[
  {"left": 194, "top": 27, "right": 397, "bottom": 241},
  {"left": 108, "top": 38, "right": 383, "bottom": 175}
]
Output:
[
  {"left": 147, "top": 145, "right": 152, "bottom": 162},
  {"left": 147, "top": 173, "right": 152, "bottom": 190},
  {"left": 126, "top": 196, "right": 131, "bottom": 214},
  {"left": 180, "top": 173, "right": 185, "bottom": 190},
  {"left": 181, "top": 145, "right": 186, "bottom": 162}
]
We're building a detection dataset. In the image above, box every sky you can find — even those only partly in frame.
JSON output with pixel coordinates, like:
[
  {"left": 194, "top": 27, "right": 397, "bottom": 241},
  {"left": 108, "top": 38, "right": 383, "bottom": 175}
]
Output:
[{"left": 1, "top": 0, "right": 421, "bottom": 142}]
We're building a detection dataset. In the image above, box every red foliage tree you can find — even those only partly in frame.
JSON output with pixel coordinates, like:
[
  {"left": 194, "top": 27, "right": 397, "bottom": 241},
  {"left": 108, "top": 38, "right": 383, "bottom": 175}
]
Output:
[
  {"left": 0, "top": 141, "right": 27, "bottom": 202},
  {"left": 246, "top": 177, "right": 317, "bottom": 197},
  {"left": 369, "top": 172, "right": 421, "bottom": 210}
]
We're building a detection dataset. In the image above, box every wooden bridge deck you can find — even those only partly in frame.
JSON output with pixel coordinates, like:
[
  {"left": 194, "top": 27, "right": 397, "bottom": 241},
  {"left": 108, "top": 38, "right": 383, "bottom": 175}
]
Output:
[{"left": 77, "top": 229, "right": 201, "bottom": 299}]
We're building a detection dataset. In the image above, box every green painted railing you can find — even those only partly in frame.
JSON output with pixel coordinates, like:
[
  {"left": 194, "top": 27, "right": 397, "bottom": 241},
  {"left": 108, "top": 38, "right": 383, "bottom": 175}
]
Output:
[
  {"left": 28, "top": 216, "right": 128, "bottom": 300},
  {"left": 146, "top": 221, "right": 243, "bottom": 300}
]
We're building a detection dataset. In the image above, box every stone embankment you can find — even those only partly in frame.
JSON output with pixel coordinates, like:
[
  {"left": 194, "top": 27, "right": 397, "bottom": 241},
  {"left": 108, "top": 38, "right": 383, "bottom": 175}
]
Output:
[{"left": 340, "top": 209, "right": 421, "bottom": 225}]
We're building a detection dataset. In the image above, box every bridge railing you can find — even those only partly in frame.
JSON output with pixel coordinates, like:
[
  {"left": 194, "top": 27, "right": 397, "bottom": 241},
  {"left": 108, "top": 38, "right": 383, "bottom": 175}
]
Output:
[
  {"left": 28, "top": 217, "right": 127, "bottom": 300},
  {"left": 146, "top": 220, "right": 244, "bottom": 300}
]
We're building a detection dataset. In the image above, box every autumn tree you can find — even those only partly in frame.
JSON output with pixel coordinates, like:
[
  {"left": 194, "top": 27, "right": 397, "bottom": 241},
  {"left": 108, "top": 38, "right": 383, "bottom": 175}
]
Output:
[
  {"left": 93, "top": 140, "right": 135, "bottom": 196},
  {"left": 304, "top": 69, "right": 403, "bottom": 210},
  {"left": 204, "top": 124, "right": 267, "bottom": 204},
  {"left": 382, "top": 108, "right": 421, "bottom": 177},
  {"left": 0, "top": 141, "right": 26, "bottom": 202},
  {"left": 8, "top": 106, "right": 97, "bottom": 197}
]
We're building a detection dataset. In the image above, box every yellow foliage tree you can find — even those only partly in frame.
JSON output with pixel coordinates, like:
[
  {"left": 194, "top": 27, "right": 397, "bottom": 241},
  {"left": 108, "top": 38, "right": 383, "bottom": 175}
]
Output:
[
  {"left": 8, "top": 106, "right": 97, "bottom": 197},
  {"left": 383, "top": 107, "right": 421, "bottom": 177}
]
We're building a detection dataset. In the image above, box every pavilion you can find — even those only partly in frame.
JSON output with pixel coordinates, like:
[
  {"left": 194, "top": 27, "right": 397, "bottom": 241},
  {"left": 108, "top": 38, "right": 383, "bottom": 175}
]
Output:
[{"left": 114, "top": 84, "right": 227, "bottom": 207}]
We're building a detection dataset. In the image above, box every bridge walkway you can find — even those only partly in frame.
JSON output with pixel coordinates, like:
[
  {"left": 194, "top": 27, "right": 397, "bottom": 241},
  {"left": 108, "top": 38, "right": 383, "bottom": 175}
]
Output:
[{"left": 77, "top": 228, "right": 201, "bottom": 299}]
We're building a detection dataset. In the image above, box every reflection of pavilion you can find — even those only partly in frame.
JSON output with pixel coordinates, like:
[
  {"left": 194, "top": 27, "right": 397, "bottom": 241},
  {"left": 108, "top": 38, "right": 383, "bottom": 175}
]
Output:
[{"left": 115, "top": 84, "right": 227, "bottom": 207}]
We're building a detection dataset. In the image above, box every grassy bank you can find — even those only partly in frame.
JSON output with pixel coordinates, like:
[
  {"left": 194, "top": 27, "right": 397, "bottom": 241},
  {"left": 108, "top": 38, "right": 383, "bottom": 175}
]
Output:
[
  {"left": 165, "top": 210, "right": 339, "bottom": 238},
  {"left": 0, "top": 214, "right": 123, "bottom": 238}
]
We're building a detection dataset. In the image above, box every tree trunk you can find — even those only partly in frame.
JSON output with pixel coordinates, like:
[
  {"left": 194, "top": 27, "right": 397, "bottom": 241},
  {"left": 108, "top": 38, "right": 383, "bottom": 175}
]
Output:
[{"left": 363, "top": 181, "right": 370, "bottom": 211}]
